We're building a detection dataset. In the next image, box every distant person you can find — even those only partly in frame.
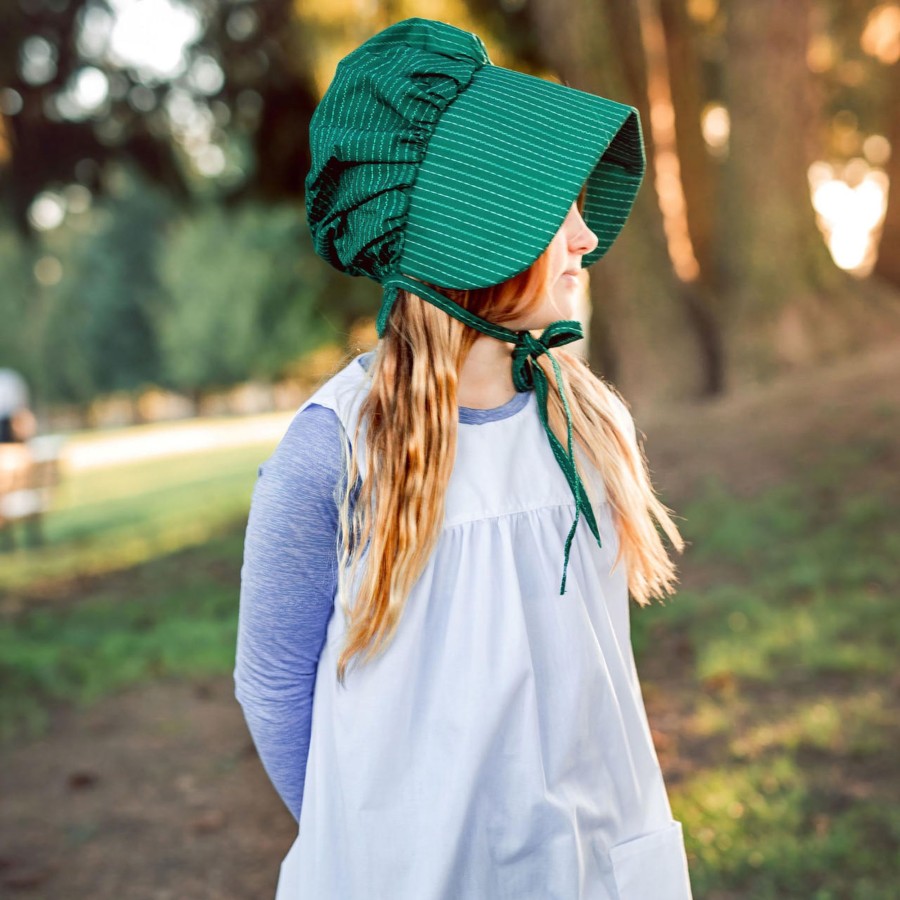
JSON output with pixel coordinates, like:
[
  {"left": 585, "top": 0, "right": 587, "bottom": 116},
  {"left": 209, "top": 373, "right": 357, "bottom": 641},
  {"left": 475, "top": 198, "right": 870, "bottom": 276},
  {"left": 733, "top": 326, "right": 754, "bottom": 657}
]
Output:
[
  {"left": 0, "top": 368, "right": 40, "bottom": 550},
  {"left": 0, "top": 407, "right": 37, "bottom": 444},
  {"left": 235, "top": 18, "right": 692, "bottom": 900},
  {"left": 0, "top": 369, "right": 36, "bottom": 444}
]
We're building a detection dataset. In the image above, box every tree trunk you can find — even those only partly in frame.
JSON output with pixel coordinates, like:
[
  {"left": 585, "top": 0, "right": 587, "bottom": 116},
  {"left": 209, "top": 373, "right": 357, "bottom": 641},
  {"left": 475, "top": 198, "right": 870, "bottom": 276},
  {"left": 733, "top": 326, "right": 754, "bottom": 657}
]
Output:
[
  {"left": 524, "top": 0, "right": 704, "bottom": 411},
  {"left": 658, "top": 0, "right": 717, "bottom": 283},
  {"left": 719, "top": 0, "right": 900, "bottom": 387},
  {"left": 872, "top": 55, "right": 900, "bottom": 287},
  {"left": 638, "top": 0, "right": 724, "bottom": 395}
]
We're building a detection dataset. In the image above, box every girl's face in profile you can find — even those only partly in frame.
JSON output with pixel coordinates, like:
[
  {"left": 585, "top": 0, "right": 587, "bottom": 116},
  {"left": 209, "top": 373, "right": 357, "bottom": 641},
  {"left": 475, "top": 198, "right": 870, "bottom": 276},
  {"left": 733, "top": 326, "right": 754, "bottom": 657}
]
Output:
[{"left": 528, "top": 196, "right": 599, "bottom": 329}]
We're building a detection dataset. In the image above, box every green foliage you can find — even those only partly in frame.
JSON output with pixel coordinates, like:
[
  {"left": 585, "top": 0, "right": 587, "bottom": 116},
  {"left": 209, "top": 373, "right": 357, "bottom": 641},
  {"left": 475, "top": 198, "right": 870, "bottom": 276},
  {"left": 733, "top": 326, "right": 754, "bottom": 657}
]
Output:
[
  {"left": 0, "top": 437, "right": 266, "bottom": 593},
  {"left": 1, "top": 414, "right": 898, "bottom": 895},
  {"left": 0, "top": 224, "right": 37, "bottom": 378},
  {"left": 78, "top": 182, "right": 170, "bottom": 393},
  {"left": 635, "top": 437, "right": 900, "bottom": 684},
  {"left": 1, "top": 168, "right": 348, "bottom": 405},
  {"left": 154, "top": 200, "right": 337, "bottom": 392},
  {"left": 674, "top": 755, "right": 900, "bottom": 898},
  {"left": 39, "top": 165, "right": 175, "bottom": 403}
]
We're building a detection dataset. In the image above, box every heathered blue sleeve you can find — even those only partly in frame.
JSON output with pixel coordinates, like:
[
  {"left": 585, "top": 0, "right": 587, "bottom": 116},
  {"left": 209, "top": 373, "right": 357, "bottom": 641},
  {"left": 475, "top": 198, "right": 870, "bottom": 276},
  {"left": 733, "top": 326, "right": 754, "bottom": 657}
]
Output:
[{"left": 234, "top": 401, "right": 356, "bottom": 823}]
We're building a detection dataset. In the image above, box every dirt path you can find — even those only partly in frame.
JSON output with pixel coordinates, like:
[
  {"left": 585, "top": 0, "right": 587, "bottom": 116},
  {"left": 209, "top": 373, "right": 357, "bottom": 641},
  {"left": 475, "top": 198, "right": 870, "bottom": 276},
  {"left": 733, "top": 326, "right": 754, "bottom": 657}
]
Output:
[
  {"left": 3, "top": 338, "right": 899, "bottom": 899},
  {"left": 60, "top": 411, "right": 294, "bottom": 472},
  {"left": 1, "top": 677, "right": 296, "bottom": 899}
]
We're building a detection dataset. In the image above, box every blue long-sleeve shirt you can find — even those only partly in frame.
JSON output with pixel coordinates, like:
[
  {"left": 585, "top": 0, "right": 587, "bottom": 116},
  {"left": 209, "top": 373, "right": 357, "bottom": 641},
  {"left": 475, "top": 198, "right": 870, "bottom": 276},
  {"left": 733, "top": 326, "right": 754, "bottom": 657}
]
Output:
[
  {"left": 233, "top": 401, "right": 354, "bottom": 823},
  {"left": 233, "top": 351, "right": 532, "bottom": 822}
]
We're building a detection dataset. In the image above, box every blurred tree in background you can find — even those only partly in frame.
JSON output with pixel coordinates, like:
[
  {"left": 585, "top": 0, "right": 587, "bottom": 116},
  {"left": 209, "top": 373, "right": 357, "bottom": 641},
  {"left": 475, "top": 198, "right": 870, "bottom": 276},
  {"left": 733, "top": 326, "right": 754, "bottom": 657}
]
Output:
[
  {"left": 154, "top": 195, "right": 336, "bottom": 395},
  {"left": 0, "top": 0, "right": 318, "bottom": 229},
  {"left": 0, "top": 223, "right": 34, "bottom": 377},
  {"left": 1, "top": 0, "right": 899, "bottom": 415},
  {"left": 0, "top": 0, "right": 375, "bottom": 412},
  {"left": 40, "top": 164, "right": 173, "bottom": 406},
  {"left": 473, "top": 0, "right": 900, "bottom": 395}
]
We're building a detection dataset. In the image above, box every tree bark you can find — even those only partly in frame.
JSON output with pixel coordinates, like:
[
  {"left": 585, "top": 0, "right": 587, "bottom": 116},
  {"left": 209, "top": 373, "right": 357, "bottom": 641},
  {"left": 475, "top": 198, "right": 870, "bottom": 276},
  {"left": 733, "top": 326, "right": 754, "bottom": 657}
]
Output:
[
  {"left": 872, "top": 55, "right": 900, "bottom": 287},
  {"left": 657, "top": 0, "right": 725, "bottom": 395},
  {"left": 658, "top": 0, "right": 717, "bottom": 284},
  {"left": 719, "top": 0, "right": 900, "bottom": 387},
  {"left": 524, "top": 0, "right": 704, "bottom": 410}
]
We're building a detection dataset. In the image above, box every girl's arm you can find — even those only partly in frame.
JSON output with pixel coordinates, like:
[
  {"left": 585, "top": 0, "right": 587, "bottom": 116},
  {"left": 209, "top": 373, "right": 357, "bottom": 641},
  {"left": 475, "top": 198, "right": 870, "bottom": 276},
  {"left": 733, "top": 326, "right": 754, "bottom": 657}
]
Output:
[{"left": 233, "top": 402, "right": 351, "bottom": 823}]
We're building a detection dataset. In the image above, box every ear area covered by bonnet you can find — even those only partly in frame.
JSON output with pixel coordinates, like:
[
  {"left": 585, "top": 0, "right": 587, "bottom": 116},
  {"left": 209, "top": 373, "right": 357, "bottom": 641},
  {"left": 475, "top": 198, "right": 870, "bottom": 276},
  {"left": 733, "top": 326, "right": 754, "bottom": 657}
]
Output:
[{"left": 304, "top": 18, "right": 490, "bottom": 283}]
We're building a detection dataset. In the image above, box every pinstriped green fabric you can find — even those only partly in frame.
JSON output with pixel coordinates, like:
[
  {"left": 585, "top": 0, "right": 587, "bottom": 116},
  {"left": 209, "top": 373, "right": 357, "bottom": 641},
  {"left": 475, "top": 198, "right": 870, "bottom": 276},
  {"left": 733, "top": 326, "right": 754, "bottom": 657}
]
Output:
[
  {"left": 305, "top": 16, "right": 645, "bottom": 291},
  {"left": 402, "top": 64, "right": 644, "bottom": 287},
  {"left": 305, "top": 19, "right": 488, "bottom": 281}
]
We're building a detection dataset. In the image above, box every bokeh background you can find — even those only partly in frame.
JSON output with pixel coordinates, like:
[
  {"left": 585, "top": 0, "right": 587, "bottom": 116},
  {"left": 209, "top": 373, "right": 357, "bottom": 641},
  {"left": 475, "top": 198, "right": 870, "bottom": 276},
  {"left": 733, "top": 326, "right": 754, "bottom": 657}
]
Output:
[{"left": 1, "top": 1, "right": 899, "bottom": 897}]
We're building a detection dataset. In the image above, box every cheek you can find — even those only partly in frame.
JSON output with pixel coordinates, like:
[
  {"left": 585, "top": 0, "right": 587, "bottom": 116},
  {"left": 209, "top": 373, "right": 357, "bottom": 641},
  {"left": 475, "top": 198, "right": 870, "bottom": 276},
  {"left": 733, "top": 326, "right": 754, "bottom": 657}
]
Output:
[
  {"left": 546, "top": 240, "right": 566, "bottom": 279},
  {"left": 538, "top": 233, "right": 568, "bottom": 298},
  {"left": 554, "top": 274, "right": 583, "bottom": 314}
]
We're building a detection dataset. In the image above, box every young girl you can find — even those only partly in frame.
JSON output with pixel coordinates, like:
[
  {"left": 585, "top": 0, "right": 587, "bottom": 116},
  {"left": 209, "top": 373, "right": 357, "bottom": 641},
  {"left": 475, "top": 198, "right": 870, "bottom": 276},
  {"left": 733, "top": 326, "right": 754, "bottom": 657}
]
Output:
[{"left": 235, "top": 17, "right": 693, "bottom": 900}]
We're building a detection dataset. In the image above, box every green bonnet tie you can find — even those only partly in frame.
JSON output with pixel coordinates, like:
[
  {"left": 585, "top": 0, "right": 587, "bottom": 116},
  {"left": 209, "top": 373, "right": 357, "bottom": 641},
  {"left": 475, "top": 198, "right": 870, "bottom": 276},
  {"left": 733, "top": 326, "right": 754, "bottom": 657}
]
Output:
[{"left": 380, "top": 273, "right": 602, "bottom": 596}]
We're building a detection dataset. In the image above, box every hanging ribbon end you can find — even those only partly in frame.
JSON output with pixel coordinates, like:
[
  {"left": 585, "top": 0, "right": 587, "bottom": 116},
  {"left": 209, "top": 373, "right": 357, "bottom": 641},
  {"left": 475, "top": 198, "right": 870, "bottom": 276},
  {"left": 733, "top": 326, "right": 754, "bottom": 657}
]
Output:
[{"left": 377, "top": 282, "right": 400, "bottom": 338}]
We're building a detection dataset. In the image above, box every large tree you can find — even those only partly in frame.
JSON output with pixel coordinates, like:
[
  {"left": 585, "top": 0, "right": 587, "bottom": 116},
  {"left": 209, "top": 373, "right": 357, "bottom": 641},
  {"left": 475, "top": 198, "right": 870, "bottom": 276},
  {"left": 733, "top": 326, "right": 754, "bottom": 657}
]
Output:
[
  {"left": 521, "top": 0, "right": 706, "bottom": 407},
  {"left": 0, "top": 0, "right": 319, "bottom": 236},
  {"left": 719, "top": 0, "right": 900, "bottom": 385},
  {"left": 867, "top": 16, "right": 900, "bottom": 288},
  {"left": 657, "top": 0, "right": 725, "bottom": 395}
]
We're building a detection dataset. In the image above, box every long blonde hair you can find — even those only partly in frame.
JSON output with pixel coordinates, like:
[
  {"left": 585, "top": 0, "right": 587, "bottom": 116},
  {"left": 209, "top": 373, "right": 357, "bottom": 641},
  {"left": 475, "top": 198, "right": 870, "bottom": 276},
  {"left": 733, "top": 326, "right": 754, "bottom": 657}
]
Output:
[{"left": 332, "top": 224, "right": 685, "bottom": 685}]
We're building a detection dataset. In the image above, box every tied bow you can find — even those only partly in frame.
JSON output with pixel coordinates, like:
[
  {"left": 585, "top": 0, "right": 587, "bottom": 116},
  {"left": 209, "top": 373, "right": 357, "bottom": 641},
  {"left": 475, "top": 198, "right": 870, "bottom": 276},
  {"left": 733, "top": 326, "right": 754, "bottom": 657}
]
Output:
[
  {"left": 379, "top": 273, "right": 603, "bottom": 595},
  {"left": 511, "top": 324, "right": 603, "bottom": 594}
]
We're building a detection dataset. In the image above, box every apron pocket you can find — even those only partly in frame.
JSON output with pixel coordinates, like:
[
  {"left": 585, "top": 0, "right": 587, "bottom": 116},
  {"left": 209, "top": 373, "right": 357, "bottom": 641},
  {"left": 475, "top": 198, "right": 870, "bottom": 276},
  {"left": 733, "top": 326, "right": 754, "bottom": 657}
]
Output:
[{"left": 608, "top": 819, "right": 693, "bottom": 900}]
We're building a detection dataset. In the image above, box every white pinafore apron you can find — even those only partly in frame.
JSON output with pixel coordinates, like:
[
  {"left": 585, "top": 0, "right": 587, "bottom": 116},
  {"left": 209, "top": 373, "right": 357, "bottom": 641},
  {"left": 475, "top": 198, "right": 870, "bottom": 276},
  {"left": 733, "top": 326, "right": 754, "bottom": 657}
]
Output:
[{"left": 273, "top": 353, "right": 693, "bottom": 899}]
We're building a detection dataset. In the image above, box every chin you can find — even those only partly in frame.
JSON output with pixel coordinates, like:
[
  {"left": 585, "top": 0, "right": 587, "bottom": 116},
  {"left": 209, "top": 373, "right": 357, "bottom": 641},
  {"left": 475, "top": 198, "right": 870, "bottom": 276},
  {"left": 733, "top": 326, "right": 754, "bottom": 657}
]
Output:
[
  {"left": 551, "top": 294, "right": 578, "bottom": 322},
  {"left": 522, "top": 289, "right": 578, "bottom": 331}
]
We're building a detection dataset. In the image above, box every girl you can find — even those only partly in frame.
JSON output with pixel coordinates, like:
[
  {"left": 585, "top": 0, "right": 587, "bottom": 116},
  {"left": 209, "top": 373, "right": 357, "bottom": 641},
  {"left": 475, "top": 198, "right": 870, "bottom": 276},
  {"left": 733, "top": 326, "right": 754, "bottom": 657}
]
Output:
[{"left": 235, "top": 17, "right": 693, "bottom": 900}]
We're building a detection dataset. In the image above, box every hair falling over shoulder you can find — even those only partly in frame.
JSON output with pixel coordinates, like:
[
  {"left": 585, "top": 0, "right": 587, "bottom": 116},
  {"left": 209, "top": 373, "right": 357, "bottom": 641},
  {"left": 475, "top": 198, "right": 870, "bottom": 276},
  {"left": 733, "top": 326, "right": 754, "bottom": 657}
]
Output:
[{"left": 332, "top": 246, "right": 686, "bottom": 686}]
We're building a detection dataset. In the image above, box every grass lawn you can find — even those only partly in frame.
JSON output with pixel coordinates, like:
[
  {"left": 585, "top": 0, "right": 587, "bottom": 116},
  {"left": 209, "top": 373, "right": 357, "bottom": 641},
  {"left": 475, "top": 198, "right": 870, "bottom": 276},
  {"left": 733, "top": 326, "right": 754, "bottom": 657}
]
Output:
[
  {"left": 0, "top": 440, "right": 271, "bottom": 595},
  {"left": 632, "top": 434, "right": 900, "bottom": 898},
  {"left": 0, "top": 442, "right": 269, "bottom": 739},
  {"left": 1, "top": 419, "right": 898, "bottom": 897}
]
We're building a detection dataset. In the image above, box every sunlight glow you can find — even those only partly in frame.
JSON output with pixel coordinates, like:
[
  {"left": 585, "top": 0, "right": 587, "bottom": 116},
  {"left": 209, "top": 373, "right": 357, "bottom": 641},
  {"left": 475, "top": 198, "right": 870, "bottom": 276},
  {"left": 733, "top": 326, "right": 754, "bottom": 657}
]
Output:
[
  {"left": 77, "top": 4, "right": 114, "bottom": 60},
  {"left": 861, "top": 3, "right": 900, "bottom": 64},
  {"left": 809, "top": 160, "right": 890, "bottom": 275},
  {"left": 194, "top": 144, "right": 226, "bottom": 177},
  {"left": 701, "top": 103, "right": 729, "bottom": 156},
  {"left": 28, "top": 192, "right": 66, "bottom": 231},
  {"left": 187, "top": 54, "right": 225, "bottom": 95},
  {"left": 55, "top": 67, "right": 111, "bottom": 120},
  {"left": 107, "top": 0, "right": 203, "bottom": 80},
  {"left": 0, "top": 88, "right": 23, "bottom": 116},
  {"left": 34, "top": 255, "right": 64, "bottom": 287},
  {"left": 20, "top": 36, "right": 57, "bottom": 85},
  {"left": 74, "top": 67, "right": 110, "bottom": 110}
]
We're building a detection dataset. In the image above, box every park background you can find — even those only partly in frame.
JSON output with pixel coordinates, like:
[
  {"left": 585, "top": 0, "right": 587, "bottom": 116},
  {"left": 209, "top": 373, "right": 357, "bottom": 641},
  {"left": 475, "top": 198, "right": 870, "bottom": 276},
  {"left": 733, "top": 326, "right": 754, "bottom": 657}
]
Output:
[{"left": 1, "top": 0, "right": 899, "bottom": 897}]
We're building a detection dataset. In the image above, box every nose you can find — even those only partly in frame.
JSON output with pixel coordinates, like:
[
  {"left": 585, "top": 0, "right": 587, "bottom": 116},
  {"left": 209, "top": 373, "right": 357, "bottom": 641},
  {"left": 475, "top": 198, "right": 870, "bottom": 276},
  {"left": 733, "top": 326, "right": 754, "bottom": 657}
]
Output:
[{"left": 567, "top": 205, "right": 599, "bottom": 256}]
